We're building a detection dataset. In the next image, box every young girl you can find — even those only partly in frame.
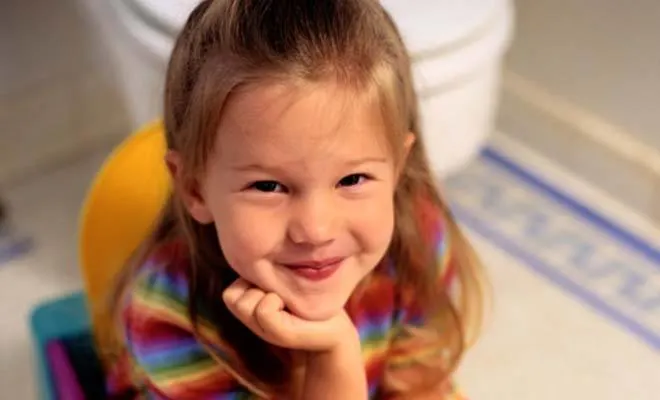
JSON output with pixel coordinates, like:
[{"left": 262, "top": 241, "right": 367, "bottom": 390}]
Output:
[{"left": 107, "top": 0, "right": 485, "bottom": 398}]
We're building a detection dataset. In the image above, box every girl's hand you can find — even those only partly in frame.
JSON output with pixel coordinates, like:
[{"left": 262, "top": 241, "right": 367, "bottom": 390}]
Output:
[
  {"left": 223, "top": 278, "right": 368, "bottom": 399},
  {"left": 222, "top": 278, "right": 358, "bottom": 351}
]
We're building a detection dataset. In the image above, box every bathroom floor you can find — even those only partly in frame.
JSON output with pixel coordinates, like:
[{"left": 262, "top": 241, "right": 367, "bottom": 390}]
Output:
[
  {"left": 452, "top": 135, "right": 659, "bottom": 399},
  {"left": 1, "top": 133, "right": 658, "bottom": 400}
]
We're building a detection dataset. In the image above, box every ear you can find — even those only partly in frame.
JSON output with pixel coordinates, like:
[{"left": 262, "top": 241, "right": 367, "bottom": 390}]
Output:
[
  {"left": 403, "top": 132, "right": 415, "bottom": 159},
  {"left": 165, "top": 150, "right": 214, "bottom": 224},
  {"left": 396, "top": 132, "right": 416, "bottom": 178}
]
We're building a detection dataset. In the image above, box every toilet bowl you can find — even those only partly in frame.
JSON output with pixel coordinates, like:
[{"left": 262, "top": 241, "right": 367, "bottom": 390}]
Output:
[{"left": 90, "top": 0, "right": 514, "bottom": 176}]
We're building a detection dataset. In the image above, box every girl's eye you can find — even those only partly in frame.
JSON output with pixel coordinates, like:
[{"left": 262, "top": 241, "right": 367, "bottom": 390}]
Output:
[
  {"left": 338, "top": 173, "right": 370, "bottom": 187},
  {"left": 249, "top": 181, "right": 285, "bottom": 193}
]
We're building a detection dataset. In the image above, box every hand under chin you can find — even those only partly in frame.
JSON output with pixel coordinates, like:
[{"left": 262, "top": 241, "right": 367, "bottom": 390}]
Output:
[
  {"left": 223, "top": 278, "right": 359, "bottom": 351},
  {"left": 284, "top": 299, "right": 346, "bottom": 322}
]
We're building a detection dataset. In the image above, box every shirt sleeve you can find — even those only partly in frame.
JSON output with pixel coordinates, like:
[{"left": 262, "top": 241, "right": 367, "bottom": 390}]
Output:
[
  {"left": 382, "top": 211, "right": 467, "bottom": 400},
  {"left": 121, "top": 265, "right": 260, "bottom": 400}
]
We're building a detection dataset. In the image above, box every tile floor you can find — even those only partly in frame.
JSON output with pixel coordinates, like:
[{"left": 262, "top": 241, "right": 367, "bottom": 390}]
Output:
[
  {"left": 0, "top": 150, "right": 107, "bottom": 400},
  {"left": 453, "top": 135, "right": 660, "bottom": 399},
  {"left": 1, "top": 134, "right": 658, "bottom": 399}
]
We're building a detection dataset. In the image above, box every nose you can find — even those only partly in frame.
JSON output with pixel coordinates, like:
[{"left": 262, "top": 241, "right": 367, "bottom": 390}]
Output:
[{"left": 287, "top": 192, "right": 337, "bottom": 246}]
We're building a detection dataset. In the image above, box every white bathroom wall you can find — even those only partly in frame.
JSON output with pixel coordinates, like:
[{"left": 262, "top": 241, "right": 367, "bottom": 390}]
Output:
[{"left": 0, "top": 0, "right": 129, "bottom": 185}]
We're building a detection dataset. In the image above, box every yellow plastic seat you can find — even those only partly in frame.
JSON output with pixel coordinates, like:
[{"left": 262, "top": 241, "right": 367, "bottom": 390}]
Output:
[{"left": 78, "top": 120, "right": 171, "bottom": 353}]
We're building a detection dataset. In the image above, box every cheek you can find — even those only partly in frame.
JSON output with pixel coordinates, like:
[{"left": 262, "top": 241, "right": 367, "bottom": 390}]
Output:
[
  {"left": 210, "top": 201, "right": 284, "bottom": 271},
  {"left": 350, "top": 192, "right": 395, "bottom": 252}
]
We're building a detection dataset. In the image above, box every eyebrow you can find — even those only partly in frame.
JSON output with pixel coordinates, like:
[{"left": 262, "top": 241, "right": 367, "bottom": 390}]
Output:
[{"left": 231, "top": 157, "right": 389, "bottom": 172}]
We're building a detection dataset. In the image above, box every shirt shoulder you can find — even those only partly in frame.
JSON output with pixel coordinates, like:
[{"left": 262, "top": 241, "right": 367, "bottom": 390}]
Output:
[{"left": 118, "top": 241, "right": 259, "bottom": 398}]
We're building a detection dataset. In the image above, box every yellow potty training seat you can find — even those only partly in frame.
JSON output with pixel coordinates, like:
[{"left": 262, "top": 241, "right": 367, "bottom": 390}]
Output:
[{"left": 79, "top": 120, "right": 171, "bottom": 354}]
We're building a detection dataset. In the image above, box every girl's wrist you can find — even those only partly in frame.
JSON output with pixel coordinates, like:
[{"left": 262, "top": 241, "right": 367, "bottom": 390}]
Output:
[
  {"left": 304, "top": 330, "right": 366, "bottom": 398},
  {"left": 309, "top": 328, "right": 361, "bottom": 366}
]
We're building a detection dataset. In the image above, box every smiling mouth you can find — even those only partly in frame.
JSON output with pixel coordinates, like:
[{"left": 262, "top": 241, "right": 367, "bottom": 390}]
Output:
[{"left": 280, "top": 257, "right": 345, "bottom": 281}]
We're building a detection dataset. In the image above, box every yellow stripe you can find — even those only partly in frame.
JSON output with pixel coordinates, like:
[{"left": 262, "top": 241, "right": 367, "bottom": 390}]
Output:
[{"left": 156, "top": 363, "right": 225, "bottom": 387}]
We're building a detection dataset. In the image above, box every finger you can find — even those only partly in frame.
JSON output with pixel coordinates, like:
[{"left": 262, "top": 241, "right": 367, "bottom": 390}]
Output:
[
  {"left": 254, "top": 292, "right": 285, "bottom": 328},
  {"left": 255, "top": 294, "right": 336, "bottom": 349},
  {"left": 223, "top": 280, "right": 263, "bottom": 332},
  {"left": 234, "top": 288, "right": 266, "bottom": 322},
  {"left": 233, "top": 289, "right": 278, "bottom": 342},
  {"left": 258, "top": 301, "right": 348, "bottom": 350},
  {"left": 222, "top": 278, "right": 251, "bottom": 306},
  {"left": 254, "top": 293, "right": 290, "bottom": 345}
]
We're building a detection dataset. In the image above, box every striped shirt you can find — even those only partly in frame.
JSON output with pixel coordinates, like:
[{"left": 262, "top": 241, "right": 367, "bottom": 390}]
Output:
[{"left": 108, "top": 207, "right": 465, "bottom": 399}]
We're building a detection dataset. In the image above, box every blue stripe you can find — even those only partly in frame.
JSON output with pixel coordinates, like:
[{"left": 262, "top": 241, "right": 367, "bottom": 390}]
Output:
[
  {"left": 0, "top": 236, "right": 33, "bottom": 266},
  {"left": 134, "top": 337, "right": 209, "bottom": 366},
  {"left": 453, "top": 204, "right": 660, "bottom": 351},
  {"left": 139, "top": 262, "right": 189, "bottom": 300},
  {"left": 358, "top": 317, "right": 393, "bottom": 342},
  {"left": 482, "top": 147, "right": 660, "bottom": 269},
  {"left": 452, "top": 146, "right": 660, "bottom": 351},
  {"left": 368, "top": 381, "right": 379, "bottom": 398}
]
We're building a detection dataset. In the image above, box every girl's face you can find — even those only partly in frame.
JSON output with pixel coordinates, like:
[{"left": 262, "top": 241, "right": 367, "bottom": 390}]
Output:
[{"left": 180, "top": 81, "right": 411, "bottom": 321}]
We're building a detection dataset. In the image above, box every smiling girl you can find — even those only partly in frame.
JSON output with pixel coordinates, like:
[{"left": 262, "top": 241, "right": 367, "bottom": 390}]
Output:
[{"left": 106, "top": 1, "right": 486, "bottom": 398}]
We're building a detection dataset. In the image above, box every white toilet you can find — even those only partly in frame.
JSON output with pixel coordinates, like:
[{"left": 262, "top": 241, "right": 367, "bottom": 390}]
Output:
[{"left": 86, "top": 0, "right": 513, "bottom": 176}]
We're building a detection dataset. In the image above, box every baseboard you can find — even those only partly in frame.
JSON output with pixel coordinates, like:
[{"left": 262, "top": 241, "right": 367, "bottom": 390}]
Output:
[{"left": 497, "top": 69, "right": 660, "bottom": 224}]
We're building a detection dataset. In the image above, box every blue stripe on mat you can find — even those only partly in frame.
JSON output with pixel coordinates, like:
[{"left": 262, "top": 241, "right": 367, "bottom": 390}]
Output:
[
  {"left": 482, "top": 147, "right": 660, "bottom": 268},
  {"left": 452, "top": 146, "right": 660, "bottom": 351},
  {"left": 0, "top": 236, "right": 33, "bottom": 267},
  {"left": 453, "top": 203, "right": 660, "bottom": 351}
]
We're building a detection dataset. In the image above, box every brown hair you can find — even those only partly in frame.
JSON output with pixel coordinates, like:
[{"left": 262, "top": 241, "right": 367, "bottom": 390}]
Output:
[{"left": 112, "top": 0, "right": 486, "bottom": 397}]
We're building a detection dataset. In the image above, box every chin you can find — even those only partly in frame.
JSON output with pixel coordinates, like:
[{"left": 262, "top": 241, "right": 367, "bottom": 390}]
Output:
[{"left": 286, "top": 295, "right": 348, "bottom": 321}]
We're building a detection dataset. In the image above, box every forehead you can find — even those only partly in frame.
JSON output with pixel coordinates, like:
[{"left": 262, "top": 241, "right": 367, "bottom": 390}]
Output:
[{"left": 214, "top": 81, "right": 393, "bottom": 169}]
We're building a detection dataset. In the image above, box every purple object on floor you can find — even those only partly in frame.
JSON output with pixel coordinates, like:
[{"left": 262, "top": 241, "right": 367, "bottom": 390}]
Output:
[{"left": 46, "top": 341, "right": 85, "bottom": 400}]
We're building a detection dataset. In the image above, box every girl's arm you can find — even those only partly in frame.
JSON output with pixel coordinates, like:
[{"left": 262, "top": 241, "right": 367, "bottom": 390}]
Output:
[{"left": 302, "top": 330, "right": 367, "bottom": 400}]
